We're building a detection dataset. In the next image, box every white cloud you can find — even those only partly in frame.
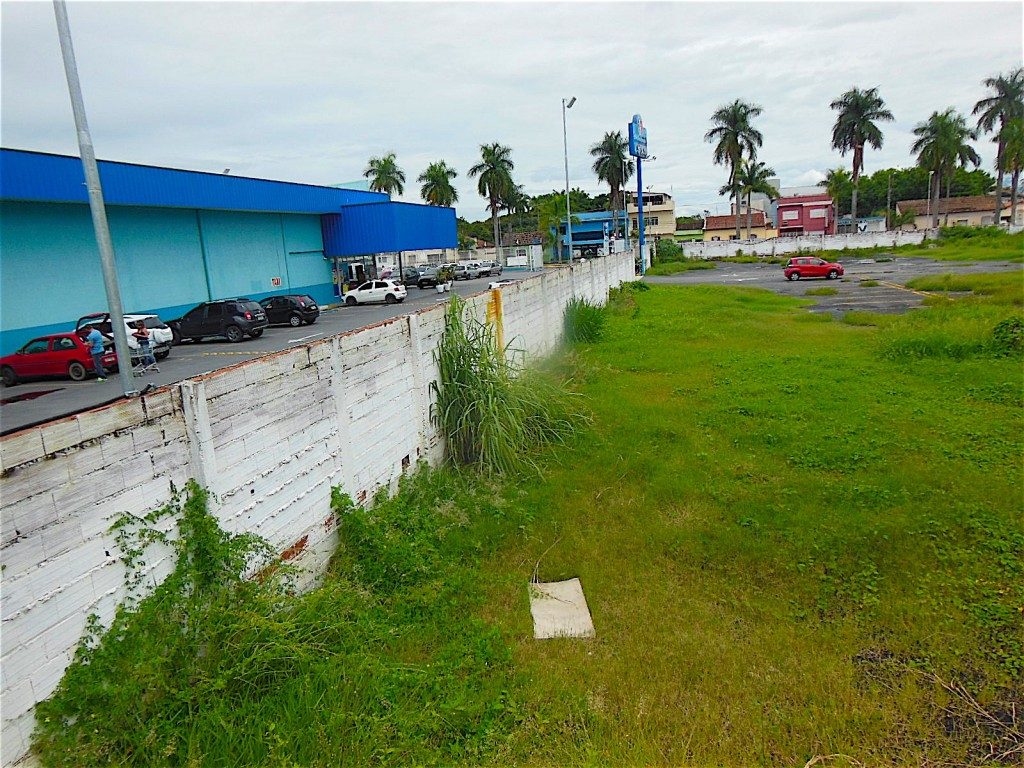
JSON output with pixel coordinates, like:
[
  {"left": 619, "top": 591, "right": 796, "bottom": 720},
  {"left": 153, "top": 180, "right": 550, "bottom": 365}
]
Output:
[{"left": 1, "top": 1, "right": 1020, "bottom": 220}]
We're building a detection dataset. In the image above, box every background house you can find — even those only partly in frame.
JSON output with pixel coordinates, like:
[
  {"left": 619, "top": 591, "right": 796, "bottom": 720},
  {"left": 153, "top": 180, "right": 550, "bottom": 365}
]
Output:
[
  {"left": 896, "top": 195, "right": 1019, "bottom": 229},
  {"left": 775, "top": 193, "right": 836, "bottom": 237},
  {"left": 703, "top": 211, "right": 777, "bottom": 241},
  {"left": 627, "top": 191, "right": 676, "bottom": 241},
  {"left": 500, "top": 231, "right": 545, "bottom": 269},
  {"left": 837, "top": 215, "right": 886, "bottom": 234}
]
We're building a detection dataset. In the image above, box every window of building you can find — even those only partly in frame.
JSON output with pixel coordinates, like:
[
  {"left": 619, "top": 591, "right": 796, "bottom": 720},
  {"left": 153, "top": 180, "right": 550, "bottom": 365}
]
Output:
[
  {"left": 516, "top": 248, "right": 527, "bottom": 258},
  {"left": 729, "top": 235, "right": 738, "bottom": 240},
  {"left": 750, "top": 234, "right": 758, "bottom": 239},
  {"left": 711, "top": 236, "right": 721, "bottom": 241},
  {"left": 781, "top": 209, "right": 800, "bottom": 221},
  {"left": 809, "top": 208, "right": 827, "bottom": 219},
  {"left": 955, "top": 219, "right": 968, "bottom": 225},
  {"left": 646, "top": 216, "right": 659, "bottom": 227}
]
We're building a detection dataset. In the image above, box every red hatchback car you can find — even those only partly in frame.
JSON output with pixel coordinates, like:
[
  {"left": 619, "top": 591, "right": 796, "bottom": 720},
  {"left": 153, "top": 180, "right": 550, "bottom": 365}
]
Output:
[
  {"left": 0, "top": 333, "right": 118, "bottom": 386},
  {"left": 784, "top": 257, "right": 844, "bottom": 281}
]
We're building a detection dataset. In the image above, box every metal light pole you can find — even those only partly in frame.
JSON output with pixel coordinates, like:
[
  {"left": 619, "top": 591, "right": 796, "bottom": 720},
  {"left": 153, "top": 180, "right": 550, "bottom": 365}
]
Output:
[
  {"left": 53, "top": 0, "right": 136, "bottom": 396},
  {"left": 622, "top": 159, "right": 631, "bottom": 250},
  {"left": 562, "top": 96, "right": 576, "bottom": 263},
  {"left": 886, "top": 171, "right": 893, "bottom": 230}
]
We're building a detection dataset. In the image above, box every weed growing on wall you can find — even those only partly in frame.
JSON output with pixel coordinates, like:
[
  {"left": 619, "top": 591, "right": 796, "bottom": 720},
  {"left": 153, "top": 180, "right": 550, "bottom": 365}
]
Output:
[
  {"left": 563, "top": 297, "right": 606, "bottom": 344},
  {"left": 431, "top": 294, "right": 587, "bottom": 474}
]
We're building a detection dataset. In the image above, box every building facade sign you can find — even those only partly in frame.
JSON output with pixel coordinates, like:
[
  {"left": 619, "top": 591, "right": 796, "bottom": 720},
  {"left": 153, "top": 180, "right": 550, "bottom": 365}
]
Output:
[{"left": 628, "top": 114, "right": 648, "bottom": 159}]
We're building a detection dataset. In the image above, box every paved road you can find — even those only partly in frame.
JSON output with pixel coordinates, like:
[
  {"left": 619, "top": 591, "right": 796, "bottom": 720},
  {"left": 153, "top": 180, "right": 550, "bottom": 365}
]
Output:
[
  {"left": 645, "top": 257, "right": 1023, "bottom": 317},
  {"left": 0, "top": 272, "right": 541, "bottom": 433}
]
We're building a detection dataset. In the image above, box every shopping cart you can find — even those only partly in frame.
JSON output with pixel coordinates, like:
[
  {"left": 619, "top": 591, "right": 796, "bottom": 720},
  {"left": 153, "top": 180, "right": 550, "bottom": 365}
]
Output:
[{"left": 130, "top": 341, "right": 160, "bottom": 377}]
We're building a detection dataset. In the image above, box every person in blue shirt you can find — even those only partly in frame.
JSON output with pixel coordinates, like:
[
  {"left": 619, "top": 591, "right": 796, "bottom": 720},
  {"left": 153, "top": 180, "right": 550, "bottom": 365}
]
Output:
[{"left": 83, "top": 324, "right": 107, "bottom": 381}]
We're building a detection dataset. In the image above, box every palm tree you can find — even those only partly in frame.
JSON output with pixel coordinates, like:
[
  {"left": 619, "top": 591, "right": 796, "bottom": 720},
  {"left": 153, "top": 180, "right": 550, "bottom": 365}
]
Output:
[
  {"left": 418, "top": 161, "right": 458, "bottom": 207},
  {"left": 911, "top": 109, "right": 981, "bottom": 227},
  {"left": 829, "top": 87, "right": 894, "bottom": 231},
  {"left": 1000, "top": 117, "right": 1024, "bottom": 226},
  {"left": 973, "top": 68, "right": 1024, "bottom": 224},
  {"left": 468, "top": 143, "right": 514, "bottom": 257},
  {"left": 533, "top": 193, "right": 579, "bottom": 261},
  {"left": 737, "top": 160, "right": 779, "bottom": 234},
  {"left": 501, "top": 183, "right": 530, "bottom": 234},
  {"left": 705, "top": 100, "right": 764, "bottom": 239},
  {"left": 819, "top": 167, "right": 852, "bottom": 211},
  {"left": 589, "top": 131, "right": 635, "bottom": 235},
  {"left": 363, "top": 152, "right": 405, "bottom": 196}
]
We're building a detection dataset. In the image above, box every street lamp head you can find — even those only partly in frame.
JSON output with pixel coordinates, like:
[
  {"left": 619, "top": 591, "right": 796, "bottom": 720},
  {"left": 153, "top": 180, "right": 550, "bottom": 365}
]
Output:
[{"left": 565, "top": 96, "right": 576, "bottom": 109}]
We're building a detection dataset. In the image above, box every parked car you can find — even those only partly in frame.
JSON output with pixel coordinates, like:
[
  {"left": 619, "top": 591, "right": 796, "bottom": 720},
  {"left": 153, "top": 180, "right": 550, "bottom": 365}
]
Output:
[
  {"left": 258, "top": 294, "right": 320, "bottom": 327},
  {"left": 168, "top": 298, "right": 268, "bottom": 343},
  {"left": 479, "top": 261, "right": 503, "bottom": 277},
  {"left": 1, "top": 333, "right": 118, "bottom": 386},
  {"left": 400, "top": 267, "right": 422, "bottom": 287},
  {"left": 453, "top": 264, "right": 482, "bottom": 280},
  {"left": 784, "top": 257, "right": 844, "bottom": 281},
  {"left": 417, "top": 267, "right": 441, "bottom": 289},
  {"left": 488, "top": 279, "right": 517, "bottom": 290},
  {"left": 75, "top": 312, "right": 174, "bottom": 360},
  {"left": 344, "top": 280, "right": 407, "bottom": 306}
]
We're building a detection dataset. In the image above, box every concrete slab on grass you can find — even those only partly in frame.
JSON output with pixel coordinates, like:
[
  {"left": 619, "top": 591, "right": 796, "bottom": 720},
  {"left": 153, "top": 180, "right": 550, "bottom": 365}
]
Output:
[{"left": 529, "top": 578, "right": 595, "bottom": 639}]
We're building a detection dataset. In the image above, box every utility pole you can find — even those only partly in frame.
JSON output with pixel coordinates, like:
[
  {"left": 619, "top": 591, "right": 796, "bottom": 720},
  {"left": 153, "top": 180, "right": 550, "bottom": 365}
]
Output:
[
  {"left": 886, "top": 171, "right": 893, "bottom": 230},
  {"left": 53, "top": 0, "right": 136, "bottom": 396},
  {"left": 562, "top": 97, "right": 576, "bottom": 263}
]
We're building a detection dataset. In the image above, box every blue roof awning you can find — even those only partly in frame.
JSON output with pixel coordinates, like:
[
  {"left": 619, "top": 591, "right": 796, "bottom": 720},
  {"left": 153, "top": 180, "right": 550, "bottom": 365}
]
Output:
[{"left": 321, "top": 202, "right": 456, "bottom": 256}]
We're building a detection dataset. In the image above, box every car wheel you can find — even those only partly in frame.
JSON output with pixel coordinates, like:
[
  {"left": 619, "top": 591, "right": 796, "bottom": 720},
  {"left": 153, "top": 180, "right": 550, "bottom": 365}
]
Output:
[
  {"left": 224, "top": 325, "right": 244, "bottom": 343},
  {"left": 249, "top": 329, "right": 264, "bottom": 338},
  {"left": 346, "top": 296, "right": 357, "bottom": 307},
  {"left": 191, "top": 337, "right": 204, "bottom": 344},
  {"left": 289, "top": 314, "right": 302, "bottom": 327},
  {"left": 156, "top": 350, "right": 170, "bottom": 361},
  {"left": 68, "top": 361, "right": 87, "bottom": 381},
  {"left": 827, "top": 269, "right": 838, "bottom": 280},
  {"left": 385, "top": 294, "right": 397, "bottom": 304},
  {"left": 171, "top": 327, "right": 182, "bottom": 345},
  {"left": 1, "top": 366, "right": 18, "bottom": 387},
  {"left": 791, "top": 272, "right": 801, "bottom": 280}
]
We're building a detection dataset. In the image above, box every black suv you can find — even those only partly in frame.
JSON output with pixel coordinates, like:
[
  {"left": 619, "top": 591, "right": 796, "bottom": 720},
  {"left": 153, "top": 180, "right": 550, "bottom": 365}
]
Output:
[
  {"left": 258, "top": 294, "right": 320, "bottom": 327},
  {"left": 169, "top": 299, "right": 268, "bottom": 344}
]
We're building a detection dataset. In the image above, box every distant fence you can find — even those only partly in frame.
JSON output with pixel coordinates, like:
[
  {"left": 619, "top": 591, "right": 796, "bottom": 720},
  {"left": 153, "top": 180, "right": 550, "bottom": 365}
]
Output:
[
  {"left": 0, "top": 252, "right": 636, "bottom": 767},
  {"left": 681, "top": 230, "right": 930, "bottom": 260}
]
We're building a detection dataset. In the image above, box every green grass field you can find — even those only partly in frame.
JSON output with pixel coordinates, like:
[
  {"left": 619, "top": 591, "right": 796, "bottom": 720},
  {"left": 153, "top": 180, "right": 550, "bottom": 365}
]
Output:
[{"left": 36, "top": 276, "right": 1023, "bottom": 767}]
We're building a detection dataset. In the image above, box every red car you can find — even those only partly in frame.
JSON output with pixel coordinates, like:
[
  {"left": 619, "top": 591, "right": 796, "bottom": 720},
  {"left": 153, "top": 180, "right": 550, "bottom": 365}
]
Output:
[
  {"left": 784, "top": 257, "right": 844, "bottom": 281},
  {"left": 0, "top": 333, "right": 118, "bottom": 386}
]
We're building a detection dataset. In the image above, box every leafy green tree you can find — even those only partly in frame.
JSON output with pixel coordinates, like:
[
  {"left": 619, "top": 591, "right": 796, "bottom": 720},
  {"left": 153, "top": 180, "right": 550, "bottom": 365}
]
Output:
[
  {"left": 819, "top": 167, "right": 853, "bottom": 215},
  {"left": 533, "top": 193, "right": 579, "bottom": 261},
  {"left": 363, "top": 152, "right": 406, "bottom": 196},
  {"left": 1000, "top": 117, "right": 1024, "bottom": 225},
  {"left": 468, "top": 143, "right": 514, "bottom": 253},
  {"left": 417, "top": 161, "right": 458, "bottom": 207},
  {"left": 973, "top": 67, "right": 1024, "bottom": 223},
  {"left": 829, "top": 87, "right": 894, "bottom": 230},
  {"left": 589, "top": 131, "right": 635, "bottom": 232},
  {"left": 705, "top": 99, "right": 764, "bottom": 239},
  {"left": 912, "top": 109, "right": 981, "bottom": 227},
  {"left": 737, "top": 160, "right": 778, "bottom": 233},
  {"left": 500, "top": 183, "right": 529, "bottom": 241}
]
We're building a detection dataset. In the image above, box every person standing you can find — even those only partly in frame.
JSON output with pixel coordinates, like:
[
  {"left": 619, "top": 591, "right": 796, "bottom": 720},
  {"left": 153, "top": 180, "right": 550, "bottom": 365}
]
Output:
[
  {"left": 131, "top": 320, "right": 156, "bottom": 368},
  {"left": 83, "top": 324, "right": 107, "bottom": 381}
]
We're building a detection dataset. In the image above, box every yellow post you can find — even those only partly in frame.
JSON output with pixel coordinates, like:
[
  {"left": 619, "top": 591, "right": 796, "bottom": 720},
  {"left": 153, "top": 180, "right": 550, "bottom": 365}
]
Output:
[{"left": 487, "top": 288, "right": 504, "bottom": 353}]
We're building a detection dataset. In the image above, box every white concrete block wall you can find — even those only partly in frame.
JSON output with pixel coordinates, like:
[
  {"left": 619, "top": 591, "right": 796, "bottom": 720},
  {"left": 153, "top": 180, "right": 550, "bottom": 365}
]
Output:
[
  {"left": 680, "top": 230, "right": 929, "bottom": 260},
  {"left": 0, "top": 251, "right": 633, "bottom": 767}
]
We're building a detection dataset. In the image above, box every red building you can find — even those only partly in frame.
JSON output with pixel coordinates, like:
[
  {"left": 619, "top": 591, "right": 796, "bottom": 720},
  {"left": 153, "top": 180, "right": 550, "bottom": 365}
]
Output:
[{"left": 775, "top": 193, "right": 836, "bottom": 236}]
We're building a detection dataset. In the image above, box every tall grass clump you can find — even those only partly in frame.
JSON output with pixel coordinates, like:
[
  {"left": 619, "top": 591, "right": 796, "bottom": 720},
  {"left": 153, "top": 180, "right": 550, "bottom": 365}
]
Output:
[
  {"left": 432, "top": 294, "right": 587, "bottom": 474},
  {"left": 563, "top": 297, "right": 606, "bottom": 344}
]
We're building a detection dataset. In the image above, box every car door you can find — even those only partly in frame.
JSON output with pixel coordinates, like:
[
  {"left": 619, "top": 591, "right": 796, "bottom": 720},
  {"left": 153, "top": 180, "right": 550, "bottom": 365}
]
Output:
[
  {"left": 15, "top": 338, "right": 53, "bottom": 377},
  {"left": 179, "top": 306, "right": 204, "bottom": 336},
  {"left": 49, "top": 335, "right": 82, "bottom": 375},
  {"left": 809, "top": 258, "right": 828, "bottom": 277},
  {"left": 259, "top": 297, "right": 278, "bottom": 324},
  {"left": 370, "top": 281, "right": 387, "bottom": 302},
  {"left": 203, "top": 303, "right": 224, "bottom": 335}
]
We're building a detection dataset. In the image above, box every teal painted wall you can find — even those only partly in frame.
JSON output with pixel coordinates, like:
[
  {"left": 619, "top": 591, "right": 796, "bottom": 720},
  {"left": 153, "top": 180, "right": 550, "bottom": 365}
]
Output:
[{"left": 0, "top": 201, "right": 332, "bottom": 355}]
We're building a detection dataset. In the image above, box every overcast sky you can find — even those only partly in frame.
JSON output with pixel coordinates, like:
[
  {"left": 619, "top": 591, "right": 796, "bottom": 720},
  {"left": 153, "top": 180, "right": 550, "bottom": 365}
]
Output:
[{"left": 2, "top": 1, "right": 1021, "bottom": 220}]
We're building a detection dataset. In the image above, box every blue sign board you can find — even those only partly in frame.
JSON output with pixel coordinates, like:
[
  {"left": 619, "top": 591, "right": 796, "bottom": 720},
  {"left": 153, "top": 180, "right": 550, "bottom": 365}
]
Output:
[{"left": 628, "top": 114, "right": 648, "bottom": 159}]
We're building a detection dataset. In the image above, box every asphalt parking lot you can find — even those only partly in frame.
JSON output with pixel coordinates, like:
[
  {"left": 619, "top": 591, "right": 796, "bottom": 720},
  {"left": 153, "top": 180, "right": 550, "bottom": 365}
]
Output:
[
  {"left": 645, "top": 257, "right": 1023, "bottom": 317},
  {"left": 0, "top": 272, "right": 541, "bottom": 433}
]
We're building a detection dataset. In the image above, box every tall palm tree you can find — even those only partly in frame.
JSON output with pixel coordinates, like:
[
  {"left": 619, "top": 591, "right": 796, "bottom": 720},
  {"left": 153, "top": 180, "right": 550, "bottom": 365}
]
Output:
[
  {"left": 737, "top": 160, "right": 779, "bottom": 234},
  {"left": 911, "top": 109, "right": 981, "bottom": 227},
  {"left": 417, "top": 161, "right": 458, "bottom": 207},
  {"left": 363, "top": 152, "right": 405, "bottom": 196},
  {"left": 705, "top": 100, "right": 764, "bottom": 239},
  {"left": 589, "top": 131, "right": 635, "bottom": 234},
  {"left": 468, "top": 143, "right": 514, "bottom": 256},
  {"left": 1000, "top": 117, "right": 1024, "bottom": 226},
  {"left": 973, "top": 68, "right": 1024, "bottom": 224},
  {"left": 829, "top": 87, "right": 894, "bottom": 231},
  {"left": 501, "top": 183, "right": 529, "bottom": 234}
]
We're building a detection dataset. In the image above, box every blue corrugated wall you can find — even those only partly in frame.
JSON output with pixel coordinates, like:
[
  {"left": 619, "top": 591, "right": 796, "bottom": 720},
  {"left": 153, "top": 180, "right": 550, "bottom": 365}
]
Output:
[
  {"left": 322, "top": 201, "right": 456, "bottom": 256},
  {"left": 0, "top": 201, "right": 334, "bottom": 355}
]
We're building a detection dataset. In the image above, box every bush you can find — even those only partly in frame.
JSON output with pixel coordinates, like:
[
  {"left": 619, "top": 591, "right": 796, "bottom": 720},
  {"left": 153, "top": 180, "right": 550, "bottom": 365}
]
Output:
[
  {"left": 654, "top": 238, "right": 684, "bottom": 264},
  {"left": 804, "top": 287, "right": 838, "bottom": 296},
  {"left": 431, "top": 294, "right": 587, "bottom": 474},
  {"left": 992, "top": 316, "right": 1024, "bottom": 356},
  {"left": 564, "top": 297, "right": 606, "bottom": 344}
]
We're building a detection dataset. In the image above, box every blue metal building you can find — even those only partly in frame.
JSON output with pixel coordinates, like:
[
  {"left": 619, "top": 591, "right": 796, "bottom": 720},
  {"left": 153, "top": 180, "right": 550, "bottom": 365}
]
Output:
[
  {"left": 0, "top": 149, "right": 456, "bottom": 354},
  {"left": 554, "top": 210, "right": 628, "bottom": 261}
]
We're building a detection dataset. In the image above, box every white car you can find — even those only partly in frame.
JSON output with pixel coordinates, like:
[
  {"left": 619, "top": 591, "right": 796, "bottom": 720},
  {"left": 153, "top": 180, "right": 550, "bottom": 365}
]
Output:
[
  {"left": 344, "top": 280, "right": 408, "bottom": 306},
  {"left": 488, "top": 279, "right": 517, "bottom": 290},
  {"left": 75, "top": 312, "right": 174, "bottom": 359}
]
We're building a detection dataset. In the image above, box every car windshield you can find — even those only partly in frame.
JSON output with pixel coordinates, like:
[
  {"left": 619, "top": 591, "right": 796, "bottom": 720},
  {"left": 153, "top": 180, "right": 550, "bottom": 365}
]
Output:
[{"left": 300, "top": 296, "right": 315, "bottom": 304}]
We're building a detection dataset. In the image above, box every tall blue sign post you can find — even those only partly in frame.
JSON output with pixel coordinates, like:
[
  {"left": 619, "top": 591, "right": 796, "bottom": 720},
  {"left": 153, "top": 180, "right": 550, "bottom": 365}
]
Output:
[{"left": 628, "top": 114, "right": 649, "bottom": 274}]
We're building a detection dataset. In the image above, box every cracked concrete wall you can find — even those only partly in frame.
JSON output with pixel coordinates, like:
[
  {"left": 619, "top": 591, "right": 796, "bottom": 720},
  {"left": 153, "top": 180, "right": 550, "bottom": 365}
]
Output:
[{"left": 0, "top": 253, "right": 633, "bottom": 765}]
